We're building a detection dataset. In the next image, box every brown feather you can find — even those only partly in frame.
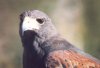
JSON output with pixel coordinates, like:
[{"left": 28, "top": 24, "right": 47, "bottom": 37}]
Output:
[{"left": 45, "top": 50, "right": 100, "bottom": 68}]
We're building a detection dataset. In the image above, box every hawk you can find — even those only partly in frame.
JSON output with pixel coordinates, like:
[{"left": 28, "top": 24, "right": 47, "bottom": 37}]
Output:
[{"left": 19, "top": 10, "right": 100, "bottom": 68}]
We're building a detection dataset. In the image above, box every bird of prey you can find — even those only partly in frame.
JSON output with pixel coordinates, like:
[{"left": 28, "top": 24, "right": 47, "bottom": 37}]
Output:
[{"left": 19, "top": 10, "right": 100, "bottom": 68}]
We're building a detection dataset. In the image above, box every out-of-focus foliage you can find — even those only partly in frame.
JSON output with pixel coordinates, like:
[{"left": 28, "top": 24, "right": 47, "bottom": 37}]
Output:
[
  {"left": 0, "top": 0, "right": 99, "bottom": 68},
  {"left": 83, "top": 0, "right": 100, "bottom": 59}
]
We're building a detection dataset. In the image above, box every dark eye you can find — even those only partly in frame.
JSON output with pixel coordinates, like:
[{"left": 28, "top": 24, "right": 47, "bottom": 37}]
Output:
[{"left": 36, "top": 18, "right": 44, "bottom": 24}]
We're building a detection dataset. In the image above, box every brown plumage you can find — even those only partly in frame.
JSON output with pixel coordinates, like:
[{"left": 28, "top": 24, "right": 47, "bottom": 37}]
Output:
[
  {"left": 46, "top": 50, "right": 100, "bottom": 68},
  {"left": 19, "top": 10, "right": 100, "bottom": 68}
]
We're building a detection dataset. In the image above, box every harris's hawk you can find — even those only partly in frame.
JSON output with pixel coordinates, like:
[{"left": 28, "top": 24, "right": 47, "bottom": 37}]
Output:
[{"left": 19, "top": 10, "right": 100, "bottom": 68}]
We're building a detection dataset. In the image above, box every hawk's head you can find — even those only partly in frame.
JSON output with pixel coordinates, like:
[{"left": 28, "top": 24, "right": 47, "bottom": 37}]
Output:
[{"left": 19, "top": 10, "right": 58, "bottom": 41}]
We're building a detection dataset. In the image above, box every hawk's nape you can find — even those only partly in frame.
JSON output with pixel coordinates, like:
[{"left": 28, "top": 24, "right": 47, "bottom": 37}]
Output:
[{"left": 19, "top": 10, "right": 100, "bottom": 68}]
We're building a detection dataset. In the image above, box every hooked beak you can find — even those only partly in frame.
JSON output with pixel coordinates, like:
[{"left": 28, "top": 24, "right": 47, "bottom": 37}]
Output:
[{"left": 22, "top": 17, "right": 40, "bottom": 35}]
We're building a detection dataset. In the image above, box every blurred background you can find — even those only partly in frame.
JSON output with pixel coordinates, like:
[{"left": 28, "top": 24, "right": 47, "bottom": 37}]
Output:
[{"left": 0, "top": 0, "right": 100, "bottom": 68}]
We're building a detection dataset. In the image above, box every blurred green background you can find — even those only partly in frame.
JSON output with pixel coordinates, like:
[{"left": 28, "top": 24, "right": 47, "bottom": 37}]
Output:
[{"left": 0, "top": 0, "right": 100, "bottom": 68}]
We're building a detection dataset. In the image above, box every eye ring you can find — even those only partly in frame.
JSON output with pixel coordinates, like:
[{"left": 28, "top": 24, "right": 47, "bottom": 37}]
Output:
[{"left": 36, "top": 18, "right": 44, "bottom": 24}]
